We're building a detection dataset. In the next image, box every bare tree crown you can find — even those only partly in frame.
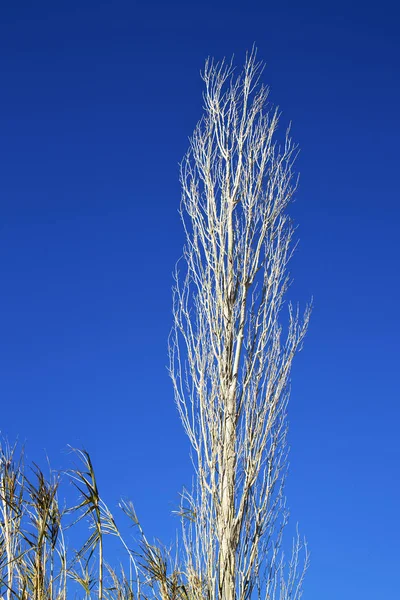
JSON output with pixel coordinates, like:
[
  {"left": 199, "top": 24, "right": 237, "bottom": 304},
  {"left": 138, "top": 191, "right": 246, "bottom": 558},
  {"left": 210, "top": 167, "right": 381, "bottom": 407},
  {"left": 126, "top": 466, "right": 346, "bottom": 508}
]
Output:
[{"left": 170, "top": 49, "right": 311, "bottom": 600}]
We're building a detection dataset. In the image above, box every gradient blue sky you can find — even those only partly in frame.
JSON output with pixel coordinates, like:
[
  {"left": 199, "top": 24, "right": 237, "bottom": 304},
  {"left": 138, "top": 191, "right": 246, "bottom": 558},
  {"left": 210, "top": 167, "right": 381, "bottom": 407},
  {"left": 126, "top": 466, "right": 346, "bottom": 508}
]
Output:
[{"left": 1, "top": 1, "right": 399, "bottom": 597}]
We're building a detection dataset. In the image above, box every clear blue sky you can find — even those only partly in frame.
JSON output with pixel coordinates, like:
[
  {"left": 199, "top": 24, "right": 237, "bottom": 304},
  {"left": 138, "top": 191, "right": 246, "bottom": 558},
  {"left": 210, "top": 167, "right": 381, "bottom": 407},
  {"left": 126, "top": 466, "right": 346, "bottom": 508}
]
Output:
[{"left": 1, "top": 1, "right": 399, "bottom": 597}]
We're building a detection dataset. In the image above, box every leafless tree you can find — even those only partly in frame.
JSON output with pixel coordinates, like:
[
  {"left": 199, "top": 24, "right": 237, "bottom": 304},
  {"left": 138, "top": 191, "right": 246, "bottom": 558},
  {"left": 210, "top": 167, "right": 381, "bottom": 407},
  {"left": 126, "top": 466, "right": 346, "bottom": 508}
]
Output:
[{"left": 170, "top": 49, "right": 311, "bottom": 600}]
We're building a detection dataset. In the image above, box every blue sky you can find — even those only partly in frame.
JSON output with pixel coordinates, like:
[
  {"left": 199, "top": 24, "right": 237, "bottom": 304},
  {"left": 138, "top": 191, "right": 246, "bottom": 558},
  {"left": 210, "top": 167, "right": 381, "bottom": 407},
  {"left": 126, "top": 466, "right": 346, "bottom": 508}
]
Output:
[{"left": 1, "top": 0, "right": 399, "bottom": 597}]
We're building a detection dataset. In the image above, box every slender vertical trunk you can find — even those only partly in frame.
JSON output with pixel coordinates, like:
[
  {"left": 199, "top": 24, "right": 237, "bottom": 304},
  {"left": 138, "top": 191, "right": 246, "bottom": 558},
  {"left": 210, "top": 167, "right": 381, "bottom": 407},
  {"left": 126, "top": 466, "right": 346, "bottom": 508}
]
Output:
[
  {"left": 218, "top": 200, "right": 237, "bottom": 600},
  {"left": 219, "top": 386, "right": 237, "bottom": 600}
]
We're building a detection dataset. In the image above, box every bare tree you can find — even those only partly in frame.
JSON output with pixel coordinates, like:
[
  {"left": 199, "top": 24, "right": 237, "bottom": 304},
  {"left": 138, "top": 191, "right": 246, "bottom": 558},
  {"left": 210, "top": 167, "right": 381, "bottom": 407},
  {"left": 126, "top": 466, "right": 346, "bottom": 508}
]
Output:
[{"left": 170, "top": 49, "right": 311, "bottom": 600}]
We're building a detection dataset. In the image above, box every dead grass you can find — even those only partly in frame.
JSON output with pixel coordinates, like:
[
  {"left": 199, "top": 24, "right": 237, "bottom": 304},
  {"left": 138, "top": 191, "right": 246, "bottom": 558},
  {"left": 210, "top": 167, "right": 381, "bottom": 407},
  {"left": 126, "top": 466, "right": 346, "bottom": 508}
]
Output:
[{"left": 0, "top": 441, "right": 195, "bottom": 600}]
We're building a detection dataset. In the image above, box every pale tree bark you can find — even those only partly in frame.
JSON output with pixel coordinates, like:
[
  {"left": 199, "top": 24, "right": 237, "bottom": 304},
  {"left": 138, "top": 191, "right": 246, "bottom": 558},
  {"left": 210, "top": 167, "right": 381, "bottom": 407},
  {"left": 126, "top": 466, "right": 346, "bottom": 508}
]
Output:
[{"left": 170, "top": 49, "right": 311, "bottom": 600}]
